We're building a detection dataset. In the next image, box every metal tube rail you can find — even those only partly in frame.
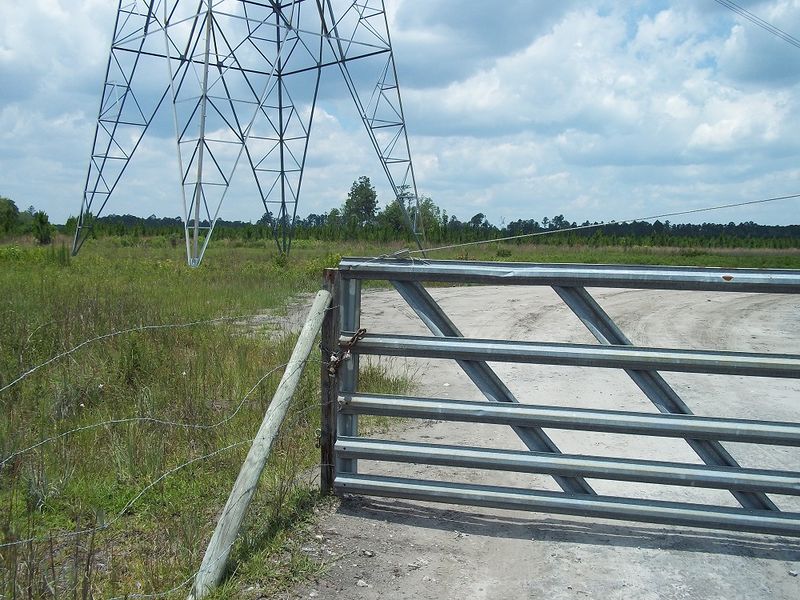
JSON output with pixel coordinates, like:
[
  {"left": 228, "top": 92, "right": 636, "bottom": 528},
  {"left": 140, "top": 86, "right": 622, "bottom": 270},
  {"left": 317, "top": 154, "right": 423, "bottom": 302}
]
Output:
[
  {"left": 335, "top": 474, "right": 800, "bottom": 537},
  {"left": 337, "top": 278, "right": 361, "bottom": 475},
  {"left": 553, "top": 284, "right": 777, "bottom": 511},
  {"left": 347, "top": 333, "right": 800, "bottom": 378},
  {"left": 390, "top": 279, "right": 595, "bottom": 496},
  {"left": 336, "top": 437, "right": 800, "bottom": 495},
  {"left": 340, "top": 394, "right": 800, "bottom": 446},
  {"left": 338, "top": 258, "right": 800, "bottom": 293}
]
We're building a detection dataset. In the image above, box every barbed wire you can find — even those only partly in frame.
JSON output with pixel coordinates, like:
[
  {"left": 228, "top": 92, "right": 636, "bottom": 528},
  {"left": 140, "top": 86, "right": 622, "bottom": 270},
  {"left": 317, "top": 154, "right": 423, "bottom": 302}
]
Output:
[
  {"left": 0, "top": 359, "right": 324, "bottom": 546},
  {"left": 1, "top": 392, "right": 331, "bottom": 600},
  {"left": 0, "top": 312, "right": 270, "bottom": 394},
  {"left": 0, "top": 439, "right": 250, "bottom": 553},
  {"left": 2, "top": 303, "right": 340, "bottom": 468},
  {"left": 0, "top": 358, "right": 298, "bottom": 468},
  {"left": 0, "top": 297, "right": 341, "bottom": 596}
]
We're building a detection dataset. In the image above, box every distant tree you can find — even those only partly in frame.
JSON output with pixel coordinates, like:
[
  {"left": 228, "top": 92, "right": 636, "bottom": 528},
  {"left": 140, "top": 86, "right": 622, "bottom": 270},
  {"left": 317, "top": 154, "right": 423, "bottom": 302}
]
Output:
[
  {"left": 302, "top": 213, "right": 326, "bottom": 228},
  {"left": 469, "top": 212, "right": 487, "bottom": 229},
  {"left": 376, "top": 199, "right": 407, "bottom": 232},
  {"left": 327, "top": 207, "right": 342, "bottom": 225},
  {"left": 63, "top": 215, "right": 78, "bottom": 235},
  {"left": 550, "top": 214, "right": 569, "bottom": 230},
  {"left": 256, "top": 211, "right": 274, "bottom": 227},
  {"left": 507, "top": 219, "right": 535, "bottom": 237},
  {"left": 0, "top": 196, "right": 20, "bottom": 234},
  {"left": 410, "top": 195, "right": 442, "bottom": 238},
  {"left": 33, "top": 210, "right": 52, "bottom": 244},
  {"left": 342, "top": 176, "right": 378, "bottom": 227}
]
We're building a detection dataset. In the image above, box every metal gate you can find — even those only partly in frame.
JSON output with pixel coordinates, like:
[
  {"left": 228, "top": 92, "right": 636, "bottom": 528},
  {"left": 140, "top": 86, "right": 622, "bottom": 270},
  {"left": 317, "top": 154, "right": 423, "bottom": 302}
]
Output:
[{"left": 320, "top": 259, "right": 800, "bottom": 537}]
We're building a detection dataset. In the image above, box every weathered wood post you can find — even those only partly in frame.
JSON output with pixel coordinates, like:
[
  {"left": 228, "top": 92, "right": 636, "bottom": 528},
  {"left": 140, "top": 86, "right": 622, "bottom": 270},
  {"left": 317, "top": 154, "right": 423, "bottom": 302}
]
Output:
[
  {"left": 190, "top": 289, "right": 332, "bottom": 600},
  {"left": 320, "top": 268, "right": 340, "bottom": 495}
]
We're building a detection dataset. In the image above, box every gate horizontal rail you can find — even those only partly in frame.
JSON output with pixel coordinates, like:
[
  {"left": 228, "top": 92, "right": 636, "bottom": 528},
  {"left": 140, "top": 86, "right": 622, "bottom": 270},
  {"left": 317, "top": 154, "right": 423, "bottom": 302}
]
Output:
[
  {"left": 321, "top": 259, "right": 800, "bottom": 537},
  {"left": 347, "top": 333, "right": 800, "bottom": 378},
  {"left": 335, "top": 437, "right": 800, "bottom": 495},
  {"left": 340, "top": 394, "right": 800, "bottom": 446},
  {"left": 338, "top": 258, "right": 800, "bottom": 293},
  {"left": 336, "top": 474, "right": 800, "bottom": 537}
]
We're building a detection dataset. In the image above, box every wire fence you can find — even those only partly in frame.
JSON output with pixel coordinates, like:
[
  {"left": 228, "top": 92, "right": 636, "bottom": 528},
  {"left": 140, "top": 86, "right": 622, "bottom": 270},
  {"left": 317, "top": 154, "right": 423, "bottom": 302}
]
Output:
[
  {"left": 0, "top": 310, "right": 336, "bottom": 599},
  {"left": 0, "top": 359, "right": 293, "bottom": 470},
  {"left": 0, "top": 313, "right": 270, "bottom": 394}
]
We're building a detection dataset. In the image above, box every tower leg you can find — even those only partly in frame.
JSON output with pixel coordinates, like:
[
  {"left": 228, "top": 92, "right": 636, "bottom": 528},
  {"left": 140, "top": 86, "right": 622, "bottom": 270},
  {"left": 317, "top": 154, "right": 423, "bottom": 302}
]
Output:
[
  {"left": 319, "top": 0, "right": 426, "bottom": 251},
  {"left": 77, "top": 1, "right": 423, "bottom": 264},
  {"left": 75, "top": 1, "right": 169, "bottom": 255}
]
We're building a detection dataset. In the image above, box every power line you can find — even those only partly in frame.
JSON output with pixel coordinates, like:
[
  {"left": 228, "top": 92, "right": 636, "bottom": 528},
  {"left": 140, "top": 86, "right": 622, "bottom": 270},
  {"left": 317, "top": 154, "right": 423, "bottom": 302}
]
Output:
[
  {"left": 408, "top": 192, "right": 800, "bottom": 256},
  {"left": 712, "top": 0, "right": 800, "bottom": 50}
]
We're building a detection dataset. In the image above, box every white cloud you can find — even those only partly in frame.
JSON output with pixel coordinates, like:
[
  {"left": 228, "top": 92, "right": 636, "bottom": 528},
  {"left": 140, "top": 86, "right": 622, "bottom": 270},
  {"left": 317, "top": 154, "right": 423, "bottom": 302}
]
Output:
[
  {"left": 717, "top": 1, "right": 800, "bottom": 85},
  {"left": 688, "top": 91, "right": 789, "bottom": 149},
  {"left": 0, "top": 0, "right": 798, "bottom": 227}
]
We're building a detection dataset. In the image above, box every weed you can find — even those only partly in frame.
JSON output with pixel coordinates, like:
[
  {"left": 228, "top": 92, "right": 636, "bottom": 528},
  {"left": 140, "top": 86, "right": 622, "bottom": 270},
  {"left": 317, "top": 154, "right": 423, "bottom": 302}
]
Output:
[
  {"left": 358, "top": 358, "right": 416, "bottom": 434},
  {"left": 23, "top": 460, "right": 55, "bottom": 513}
]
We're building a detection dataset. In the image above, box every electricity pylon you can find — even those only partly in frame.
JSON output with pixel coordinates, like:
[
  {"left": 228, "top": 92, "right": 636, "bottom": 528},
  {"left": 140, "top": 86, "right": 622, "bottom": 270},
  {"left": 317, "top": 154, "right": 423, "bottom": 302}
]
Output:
[{"left": 73, "top": 0, "right": 423, "bottom": 266}]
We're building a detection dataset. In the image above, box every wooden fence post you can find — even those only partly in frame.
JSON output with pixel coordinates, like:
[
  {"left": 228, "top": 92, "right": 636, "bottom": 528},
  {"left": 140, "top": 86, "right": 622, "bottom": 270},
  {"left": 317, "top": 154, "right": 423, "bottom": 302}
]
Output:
[{"left": 189, "top": 289, "right": 332, "bottom": 600}]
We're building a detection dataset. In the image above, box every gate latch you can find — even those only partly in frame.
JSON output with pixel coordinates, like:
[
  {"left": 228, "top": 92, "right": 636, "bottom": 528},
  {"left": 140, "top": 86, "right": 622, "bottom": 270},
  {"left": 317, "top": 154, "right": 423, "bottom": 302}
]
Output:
[{"left": 327, "top": 327, "right": 367, "bottom": 377}]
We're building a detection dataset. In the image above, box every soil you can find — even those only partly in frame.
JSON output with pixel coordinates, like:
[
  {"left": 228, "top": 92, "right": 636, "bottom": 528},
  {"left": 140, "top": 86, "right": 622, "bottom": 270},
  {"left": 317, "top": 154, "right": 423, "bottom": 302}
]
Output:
[{"left": 290, "top": 285, "right": 800, "bottom": 600}]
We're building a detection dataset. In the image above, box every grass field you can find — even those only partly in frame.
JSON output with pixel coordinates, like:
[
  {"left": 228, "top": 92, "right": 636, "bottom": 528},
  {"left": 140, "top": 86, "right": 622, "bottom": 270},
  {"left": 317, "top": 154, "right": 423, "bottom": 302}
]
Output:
[{"left": 1, "top": 235, "right": 798, "bottom": 598}]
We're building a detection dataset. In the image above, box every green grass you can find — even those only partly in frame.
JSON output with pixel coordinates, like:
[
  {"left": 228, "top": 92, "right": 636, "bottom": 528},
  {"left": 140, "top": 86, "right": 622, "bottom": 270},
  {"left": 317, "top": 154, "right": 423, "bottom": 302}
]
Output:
[
  {"left": 0, "top": 238, "right": 376, "bottom": 598},
  {"left": 0, "top": 235, "right": 798, "bottom": 598},
  {"left": 420, "top": 240, "right": 800, "bottom": 268}
]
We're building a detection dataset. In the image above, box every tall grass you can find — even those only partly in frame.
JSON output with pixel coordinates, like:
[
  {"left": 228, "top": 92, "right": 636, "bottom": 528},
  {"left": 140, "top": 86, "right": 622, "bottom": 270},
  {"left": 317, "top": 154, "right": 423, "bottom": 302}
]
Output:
[{"left": 0, "top": 241, "right": 350, "bottom": 598}]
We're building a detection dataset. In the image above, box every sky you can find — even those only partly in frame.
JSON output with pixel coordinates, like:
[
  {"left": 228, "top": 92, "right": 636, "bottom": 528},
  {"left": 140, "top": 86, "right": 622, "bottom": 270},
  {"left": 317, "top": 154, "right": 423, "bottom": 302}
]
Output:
[{"left": 1, "top": 0, "right": 799, "bottom": 226}]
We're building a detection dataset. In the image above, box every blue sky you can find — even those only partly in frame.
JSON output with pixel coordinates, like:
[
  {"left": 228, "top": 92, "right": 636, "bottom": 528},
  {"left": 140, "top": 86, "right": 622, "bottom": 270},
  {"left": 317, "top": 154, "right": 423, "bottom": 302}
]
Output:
[{"left": 1, "top": 0, "right": 799, "bottom": 225}]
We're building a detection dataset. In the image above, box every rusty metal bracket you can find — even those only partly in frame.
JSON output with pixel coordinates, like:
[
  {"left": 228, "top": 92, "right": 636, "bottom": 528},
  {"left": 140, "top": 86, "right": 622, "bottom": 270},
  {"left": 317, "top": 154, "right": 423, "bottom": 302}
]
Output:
[{"left": 327, "top": 327, "right": 367, "bottom": 377}]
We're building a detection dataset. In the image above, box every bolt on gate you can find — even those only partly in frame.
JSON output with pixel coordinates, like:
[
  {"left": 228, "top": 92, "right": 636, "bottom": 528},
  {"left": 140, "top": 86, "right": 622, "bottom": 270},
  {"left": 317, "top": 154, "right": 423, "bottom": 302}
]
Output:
[{"left": 320, "top": 259, "right": 800, "bottom": 537}]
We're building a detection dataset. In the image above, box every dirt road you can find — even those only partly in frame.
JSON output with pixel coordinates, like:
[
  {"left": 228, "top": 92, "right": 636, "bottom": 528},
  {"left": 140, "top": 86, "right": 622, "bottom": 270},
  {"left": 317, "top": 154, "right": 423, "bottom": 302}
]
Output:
[{"left": 293, "top": 285, "right": 800, "bottom": 599}]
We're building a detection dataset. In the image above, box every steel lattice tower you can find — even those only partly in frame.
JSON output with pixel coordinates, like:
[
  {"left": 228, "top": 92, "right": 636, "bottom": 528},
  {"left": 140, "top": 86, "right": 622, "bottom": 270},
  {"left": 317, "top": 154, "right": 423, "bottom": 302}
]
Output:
[{"left": 73, "top": 0, "right": 423, "bottom": 266}]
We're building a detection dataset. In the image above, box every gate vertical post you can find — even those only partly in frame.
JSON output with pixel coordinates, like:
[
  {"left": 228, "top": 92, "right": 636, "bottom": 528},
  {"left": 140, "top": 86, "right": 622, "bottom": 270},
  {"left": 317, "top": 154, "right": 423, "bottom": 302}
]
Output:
[
  {"left": 320, "top": 268, "right": 340, "bottom": 494},
  {"left": 338, "top": 276, "right": 362, "bottom": 475}
]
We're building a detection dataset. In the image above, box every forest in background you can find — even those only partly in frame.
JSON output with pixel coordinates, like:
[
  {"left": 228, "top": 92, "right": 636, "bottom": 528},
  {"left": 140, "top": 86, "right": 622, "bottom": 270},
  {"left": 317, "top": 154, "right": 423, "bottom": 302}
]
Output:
[{"left": 2, "top": 176, "right": 799, "bottom": 250}]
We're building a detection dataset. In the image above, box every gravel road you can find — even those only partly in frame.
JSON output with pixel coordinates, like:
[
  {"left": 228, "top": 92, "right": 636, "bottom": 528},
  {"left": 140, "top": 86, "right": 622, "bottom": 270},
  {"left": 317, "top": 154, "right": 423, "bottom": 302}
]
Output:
[{"left": 292, "top": 285, "right": 800, "bottom": 600}]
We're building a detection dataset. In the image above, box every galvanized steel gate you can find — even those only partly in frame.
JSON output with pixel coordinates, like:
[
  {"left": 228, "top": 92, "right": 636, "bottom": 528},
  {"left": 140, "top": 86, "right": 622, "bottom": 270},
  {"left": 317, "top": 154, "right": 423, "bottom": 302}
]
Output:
[{"left": 320, "top": 259, "right": 800, "bottom": 537}]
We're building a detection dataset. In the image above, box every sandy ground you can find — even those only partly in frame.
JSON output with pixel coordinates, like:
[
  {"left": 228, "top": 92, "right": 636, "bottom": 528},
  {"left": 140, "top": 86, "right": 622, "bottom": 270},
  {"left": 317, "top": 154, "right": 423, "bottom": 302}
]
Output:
[{"left": 291, "top": 285, "right": 800, "bottom": 600}]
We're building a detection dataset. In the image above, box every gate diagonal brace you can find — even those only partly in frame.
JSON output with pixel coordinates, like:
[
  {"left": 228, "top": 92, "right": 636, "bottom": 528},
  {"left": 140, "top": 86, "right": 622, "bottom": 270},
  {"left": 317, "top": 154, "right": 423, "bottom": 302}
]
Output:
[
  {"left": 390, "top": 280, "right": 596, "bottom": 496},
  {"left": 552, "top": 285, "right": 778, "bottom": 512}
]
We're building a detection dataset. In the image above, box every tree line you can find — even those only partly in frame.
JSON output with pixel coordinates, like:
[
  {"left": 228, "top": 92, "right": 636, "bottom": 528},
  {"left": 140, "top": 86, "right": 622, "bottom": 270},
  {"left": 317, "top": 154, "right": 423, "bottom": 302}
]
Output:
[
  {"left": 0, "top": 196, "right": 53, "bottom": 244},
  {"left": 2, "top": 178, "right": 799, "bottom": 249}
]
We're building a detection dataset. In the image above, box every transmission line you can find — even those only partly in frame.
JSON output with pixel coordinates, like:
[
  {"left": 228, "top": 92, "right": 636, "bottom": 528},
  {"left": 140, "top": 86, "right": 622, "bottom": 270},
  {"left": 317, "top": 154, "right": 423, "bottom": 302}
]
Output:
[
  {"left": 407, "top": 192, "right": 800, "bottom": 256},
  {"left": 712, "top": 0, "right": 800, "bottom": 50}
]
